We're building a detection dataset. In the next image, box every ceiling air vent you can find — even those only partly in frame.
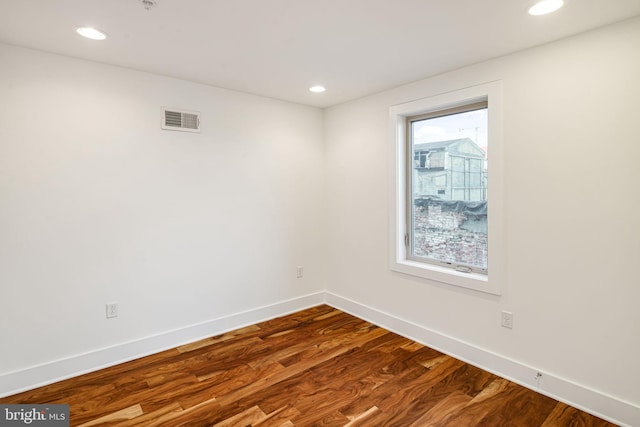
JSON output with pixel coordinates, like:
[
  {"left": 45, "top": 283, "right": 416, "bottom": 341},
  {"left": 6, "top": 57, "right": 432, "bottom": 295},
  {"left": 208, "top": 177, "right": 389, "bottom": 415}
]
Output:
[{"left": 161, "top": 108, "right": 200, "bottom": 133}]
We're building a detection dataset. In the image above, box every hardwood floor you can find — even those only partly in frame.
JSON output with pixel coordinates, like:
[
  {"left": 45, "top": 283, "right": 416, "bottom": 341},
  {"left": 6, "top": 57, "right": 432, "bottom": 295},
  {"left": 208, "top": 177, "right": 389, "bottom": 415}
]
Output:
[{"left": 1, "top": 305, "right": 617, "bottom": 426}]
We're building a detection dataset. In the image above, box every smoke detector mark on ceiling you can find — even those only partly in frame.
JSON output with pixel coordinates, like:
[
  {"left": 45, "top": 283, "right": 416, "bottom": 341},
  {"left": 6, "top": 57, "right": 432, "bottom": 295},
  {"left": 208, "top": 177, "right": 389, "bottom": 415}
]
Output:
[{"left": 140, "top": 0, "right": 157, "bottom": 10}]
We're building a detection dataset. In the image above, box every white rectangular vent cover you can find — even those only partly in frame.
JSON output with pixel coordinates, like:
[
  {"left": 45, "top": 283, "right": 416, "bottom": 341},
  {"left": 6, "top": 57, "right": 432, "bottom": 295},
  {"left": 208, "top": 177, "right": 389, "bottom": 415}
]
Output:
[{"left": 162, "top": 108, "right": 200, "bottom": 132}]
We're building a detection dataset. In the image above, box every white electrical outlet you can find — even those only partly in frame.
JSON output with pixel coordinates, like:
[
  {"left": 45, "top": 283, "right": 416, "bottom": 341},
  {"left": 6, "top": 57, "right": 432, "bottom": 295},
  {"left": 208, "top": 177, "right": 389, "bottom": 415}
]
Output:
[
  {"left": 501, "top": 311, "right": 513, "bottom": 329},
  {"left": 106, "top": 303, "right": 118, "bottom": 319},
  {"left": 296, "top": 266, "right": 303, "bottom": 278}
]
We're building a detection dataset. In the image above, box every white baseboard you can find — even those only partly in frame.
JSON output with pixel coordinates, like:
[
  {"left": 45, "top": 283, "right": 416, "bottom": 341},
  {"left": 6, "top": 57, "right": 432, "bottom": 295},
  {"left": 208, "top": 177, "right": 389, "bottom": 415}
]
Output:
[
  {"left": 324, "top": 291, "right": 639, "bottom": 427},
  {"left": 0, "top": 292, "right": 325, "bottom": 399},
  {"left": 3, "top": 290, "right": 638, "bottom": 427}
]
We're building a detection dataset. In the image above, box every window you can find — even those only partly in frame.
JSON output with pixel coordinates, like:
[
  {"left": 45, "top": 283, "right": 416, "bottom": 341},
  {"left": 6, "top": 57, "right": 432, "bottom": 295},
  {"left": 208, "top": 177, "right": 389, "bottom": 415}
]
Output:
[
  {"left": 389, "top": 81, "right": 503, "bottom": 295},
  {"left": 408, "top": 103, "right": 488, "bottom": 274},
  {"left": 414, "top": 150, "right": 445, "bottom": 169}
]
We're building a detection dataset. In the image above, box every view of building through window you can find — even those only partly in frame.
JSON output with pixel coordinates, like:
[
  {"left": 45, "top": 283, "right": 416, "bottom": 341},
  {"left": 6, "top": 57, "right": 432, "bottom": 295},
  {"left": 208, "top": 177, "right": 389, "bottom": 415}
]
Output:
[{"left": 409, "top": 105, "right": 488, "bottom": 272}]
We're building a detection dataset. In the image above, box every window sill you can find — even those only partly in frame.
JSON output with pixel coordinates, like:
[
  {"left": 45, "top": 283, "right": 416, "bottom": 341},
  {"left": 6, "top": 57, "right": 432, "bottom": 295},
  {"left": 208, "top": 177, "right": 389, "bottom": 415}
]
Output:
[{"left": 391, "top": 258, "right": 500, "bottom": 295}]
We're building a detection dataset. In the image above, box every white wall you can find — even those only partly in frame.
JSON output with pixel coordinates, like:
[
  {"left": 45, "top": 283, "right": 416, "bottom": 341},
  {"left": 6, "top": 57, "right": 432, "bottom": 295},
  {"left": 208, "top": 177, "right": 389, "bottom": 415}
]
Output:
[
  {"left": 0, "top": 44, "right": 325, "bottom": 381},
  {"left": 324, "top": 17, "right": 640, "bottom": 424},
  {"left": 2, "top": 16, "right": 639, "bottom": 425}
]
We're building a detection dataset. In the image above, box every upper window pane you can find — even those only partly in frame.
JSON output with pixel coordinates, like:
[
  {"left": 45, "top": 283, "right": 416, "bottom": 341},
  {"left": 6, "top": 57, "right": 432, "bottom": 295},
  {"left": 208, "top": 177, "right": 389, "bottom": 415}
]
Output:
[{"left": 409, "top": 105, "right": 488, "bottom": 272}]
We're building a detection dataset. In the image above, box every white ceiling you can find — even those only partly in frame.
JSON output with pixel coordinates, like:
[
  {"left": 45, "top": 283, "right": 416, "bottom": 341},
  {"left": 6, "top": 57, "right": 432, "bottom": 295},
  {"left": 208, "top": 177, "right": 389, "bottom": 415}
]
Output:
[{"left": 1, "top": 0, "right": 639, "bottom": 108}]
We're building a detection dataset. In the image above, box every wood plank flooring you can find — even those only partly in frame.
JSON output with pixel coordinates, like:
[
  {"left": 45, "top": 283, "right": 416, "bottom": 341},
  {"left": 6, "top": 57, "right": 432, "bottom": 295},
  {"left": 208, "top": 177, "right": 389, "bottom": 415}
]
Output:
[{"left": 1, "top": 305, "right": 617, "bottom": 426}]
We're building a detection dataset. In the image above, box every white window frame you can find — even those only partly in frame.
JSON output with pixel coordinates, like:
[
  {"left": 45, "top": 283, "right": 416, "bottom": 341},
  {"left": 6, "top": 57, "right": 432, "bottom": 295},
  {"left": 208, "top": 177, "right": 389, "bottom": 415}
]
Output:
[{"left": 389, "top": 81, "right": 504, "bottom": 295}]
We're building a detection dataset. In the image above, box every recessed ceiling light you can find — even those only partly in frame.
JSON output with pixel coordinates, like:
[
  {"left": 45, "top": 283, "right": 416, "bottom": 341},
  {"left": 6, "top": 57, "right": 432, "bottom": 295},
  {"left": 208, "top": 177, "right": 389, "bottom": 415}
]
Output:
[
  {"left": 76, "top": 27, "right": 107, "bottom": 40},
  {"left": 528, "top": 0, "right": 564, "bottom": 16},
  {"left": 309, "top": 85, "right": 326, "bottom": 93}
]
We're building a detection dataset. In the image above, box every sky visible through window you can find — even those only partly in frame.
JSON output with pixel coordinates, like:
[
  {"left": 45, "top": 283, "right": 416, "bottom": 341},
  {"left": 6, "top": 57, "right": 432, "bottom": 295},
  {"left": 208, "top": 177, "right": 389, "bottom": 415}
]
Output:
[{"left": 412, "top": 108, "right": 488, "bottom": 149}]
